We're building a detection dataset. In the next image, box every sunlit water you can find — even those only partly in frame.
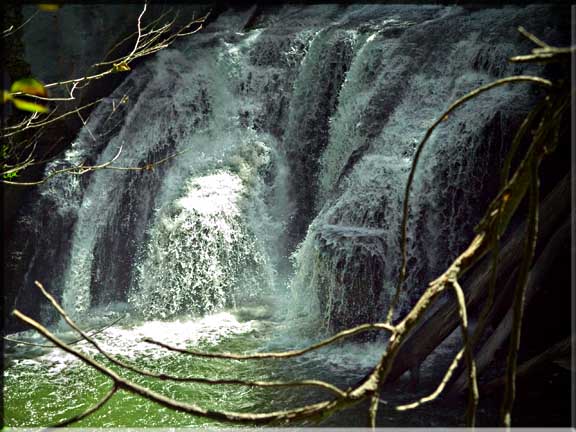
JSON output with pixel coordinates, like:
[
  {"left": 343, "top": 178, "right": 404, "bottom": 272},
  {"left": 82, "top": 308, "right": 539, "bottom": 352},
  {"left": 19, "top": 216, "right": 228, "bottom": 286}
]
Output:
[
  {"left": 5, "top": 306, "right": 496, "bottom": 428},
  {"left": 5, "top": 311, "right": 570, "bottom": 428}
]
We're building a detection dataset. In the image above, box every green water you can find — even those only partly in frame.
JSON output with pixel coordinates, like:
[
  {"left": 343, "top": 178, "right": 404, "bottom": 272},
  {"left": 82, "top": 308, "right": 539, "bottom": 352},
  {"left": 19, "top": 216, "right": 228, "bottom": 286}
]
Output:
[
  {"left": 3, "top": 311, "right": 505, "bottom": 428},
  {"left": 4, "top": 313, "right": 368, "bottom": 427},
  {"left": 6, "top": 330, "right": 270, "bottom": 426}
]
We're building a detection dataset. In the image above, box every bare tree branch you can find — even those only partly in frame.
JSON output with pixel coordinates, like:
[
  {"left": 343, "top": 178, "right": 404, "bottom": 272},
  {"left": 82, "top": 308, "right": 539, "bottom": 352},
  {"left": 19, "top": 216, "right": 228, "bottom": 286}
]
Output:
[
  {"left": 3, "top": 314, "right": 125, "bottom": 348},
  {"left": 511, "top": 27, "right": 575, "bottom": 63},
  {"left": 52, "top": 384, "right": 118, "bottom": 427},
  {"left": 451, "top": 278, "right": 478, "bottom": 428},
  {"left": 125, "top": 2, "right": 148, "bottom": 62},
  {"left": 1, "top": 4, "right": 209, "bottom": 185},
  {"left": 396, "top": 348, "right": 464, "bottom": 411},
  {"left": 1, "top": 144, "right": 123, "bottom": 185},
  {"left": 143, "top": 322, "right": 395, "bottom": 360},
  {"left": 2, "top": 98, "right": 104, "bottom": 136},
  {"left": 3, "top": 9, "right": 39, "bottom": 38},
  {"left": 500, "top": 146, "right": 541, "bottom": 427},
  {"left": 386, "top": 75, "right": 553, "bottom": 325}
]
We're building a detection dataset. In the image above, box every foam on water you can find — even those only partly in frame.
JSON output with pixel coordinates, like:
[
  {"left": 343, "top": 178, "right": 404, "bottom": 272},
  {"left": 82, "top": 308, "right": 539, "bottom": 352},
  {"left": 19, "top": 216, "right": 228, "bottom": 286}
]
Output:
[{"left": 6, "top": 312, "right": 260, "bottom": 374}]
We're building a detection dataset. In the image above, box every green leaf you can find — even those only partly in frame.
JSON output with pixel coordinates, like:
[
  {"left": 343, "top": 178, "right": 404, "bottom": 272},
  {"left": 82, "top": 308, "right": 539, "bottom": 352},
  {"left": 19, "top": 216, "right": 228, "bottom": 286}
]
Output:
[
  {"left": 7, "top": 78, "right": 49, "bottom": 112},
  {"left": 112, "top": 62, "right": 131, "bottom": 73},
  {"left": 37, "top": 4, "right": 61, "bottom": 12},
  {"left": 2, "top": 171, "right": 19, "bottom": 180},
  {"left": 11, "top": 97, "right": 49, "bottom": 113},
  {"left": 1, "top": 144, "right": 11, "bottom": 159},
  {"left": 3, "top": 90, "right": 13, "bottom": 103},
  {"left": 10, "top": 78, "right": 47, "bottom": 97}
]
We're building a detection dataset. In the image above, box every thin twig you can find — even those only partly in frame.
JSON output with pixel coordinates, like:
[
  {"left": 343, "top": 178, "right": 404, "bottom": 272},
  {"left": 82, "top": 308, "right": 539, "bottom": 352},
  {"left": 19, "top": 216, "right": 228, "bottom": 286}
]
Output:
[
  {"left": 510, "top": 48, "right": 575, "bottom": 63},
  {"left": 51, "top": 384, "right": 118, "bottom": 427},
  {"left": 4, "top": 314, "right": 126, "bottom": 348},
  {"left": 500, "top": 143, "right": 541, "bottom": 427},
  {"left": 511, "top": 27, "right": 574, "bottom": 63},
  {"left": 3, "top": 9, "right": 39, "bottom": 38},
  {"left": 2, "top": 98, "right": 103, "bottom": 136},
  {"left": 126, "top": 3, "right": 148, "bottom": 62},
  {"left": 451, "top": 279, "right": 478, "bottom": 428},
  {"left": 396, "top": 348, "right": 464, "bottom": 411},
  {"left": 96, "top": 9, "right": 173, "bottom": 66},
  {"left": 1, "top": 144, "right": 122, "bottom": 186},
  {"left": 144, "top": 322, "right": 395, "bottom": 360},
  {"left": 517, "top": 26, "right": 550, "bottom": 49},
  {"left": 501, "top": 101, "right": 545, "bottom": 189},
  {"left": 1, "top": 144, "right": 195, "bottom": 185}
]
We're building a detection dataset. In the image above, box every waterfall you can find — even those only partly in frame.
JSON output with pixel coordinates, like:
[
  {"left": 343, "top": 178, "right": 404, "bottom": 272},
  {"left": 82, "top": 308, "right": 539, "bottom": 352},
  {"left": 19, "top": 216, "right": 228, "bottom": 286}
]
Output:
[
  {"left": 288, "top": 5, "right": 561, "bottom": 330},
  {"left": 8, "top": 5, "right": 564, "bottom": 331}
]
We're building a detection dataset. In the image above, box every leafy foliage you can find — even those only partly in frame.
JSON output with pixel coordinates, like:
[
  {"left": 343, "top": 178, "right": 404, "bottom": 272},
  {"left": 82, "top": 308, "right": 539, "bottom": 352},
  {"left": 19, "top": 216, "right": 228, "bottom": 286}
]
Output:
[
  {"left": 36, "top": 4, "right": 61, "bottom": 12},
  {"left": 3, "top": 77, "right": 48, "bottom": 113}
]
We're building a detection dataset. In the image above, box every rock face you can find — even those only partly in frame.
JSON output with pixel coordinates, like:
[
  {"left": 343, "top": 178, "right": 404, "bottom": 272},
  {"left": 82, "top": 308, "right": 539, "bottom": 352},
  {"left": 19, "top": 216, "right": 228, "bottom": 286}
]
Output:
[{"left": 293, "top": 225, "right": 389, "bottom": 331}]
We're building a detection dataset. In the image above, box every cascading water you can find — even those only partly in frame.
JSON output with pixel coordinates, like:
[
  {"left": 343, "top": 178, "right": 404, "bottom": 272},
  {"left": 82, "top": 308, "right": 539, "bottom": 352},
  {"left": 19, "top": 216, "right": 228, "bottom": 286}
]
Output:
[
  {"left": 4, "top": 4, "right": 569, "bottom": 427},
  {"left": 10, "top": 9, "right": 291, "bottom": 323},
  {"left": 7, "top": 3, "right": 564, "bottom": 331},
  {"left": 285, "top": 4, "right": 562, "bottom": 331}
]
